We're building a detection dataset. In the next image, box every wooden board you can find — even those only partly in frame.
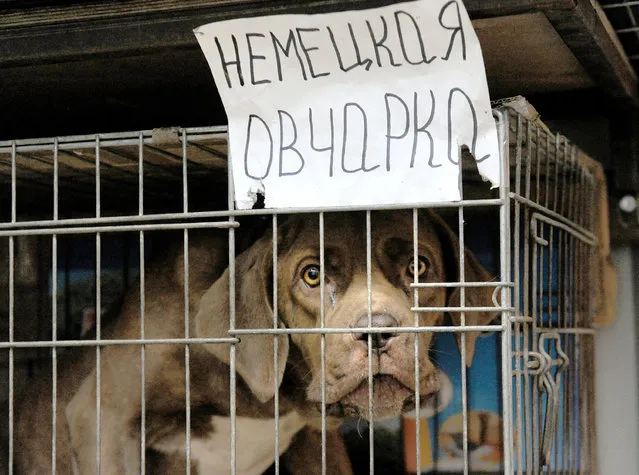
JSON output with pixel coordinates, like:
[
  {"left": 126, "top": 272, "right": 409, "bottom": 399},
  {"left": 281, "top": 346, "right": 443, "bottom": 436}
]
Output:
[
  {"left": 475, "top": 13, "right": 594, "bottom": 98},
  {"left": 0, "top": 0, "right": 635, "bottom": 140}
]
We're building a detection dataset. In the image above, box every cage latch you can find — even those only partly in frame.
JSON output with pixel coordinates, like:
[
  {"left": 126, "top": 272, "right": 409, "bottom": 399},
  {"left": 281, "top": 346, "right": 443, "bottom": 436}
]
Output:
[{"left": 537, "top": 332, "right": 569, "bottom": 467}]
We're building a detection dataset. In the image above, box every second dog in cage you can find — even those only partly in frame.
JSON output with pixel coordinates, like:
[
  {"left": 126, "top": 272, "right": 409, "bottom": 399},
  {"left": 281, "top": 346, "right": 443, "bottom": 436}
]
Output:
[{"left": 15, "top": 210, "right": 496, "bottom": 474}]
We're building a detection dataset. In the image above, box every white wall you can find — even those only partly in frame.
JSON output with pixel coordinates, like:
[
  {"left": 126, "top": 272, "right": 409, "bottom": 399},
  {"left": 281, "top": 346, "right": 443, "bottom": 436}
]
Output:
[{"left": 595, "top": 246, "right": 639, "bottom": 474}]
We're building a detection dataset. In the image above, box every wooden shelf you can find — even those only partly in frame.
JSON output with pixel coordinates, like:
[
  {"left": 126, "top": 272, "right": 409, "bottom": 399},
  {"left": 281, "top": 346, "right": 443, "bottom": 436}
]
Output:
[
  {"left": 467, "top": 0, "right": 637, "bottom": 105},
  {"left": 0, "top": 0, "right": 635, "bottom": 139}
]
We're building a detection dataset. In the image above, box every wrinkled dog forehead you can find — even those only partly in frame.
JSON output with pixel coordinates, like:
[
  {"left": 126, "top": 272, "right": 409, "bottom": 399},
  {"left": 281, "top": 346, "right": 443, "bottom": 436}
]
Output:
[{"left": 282, "top": 211, "right": 442, "bottom": 250}]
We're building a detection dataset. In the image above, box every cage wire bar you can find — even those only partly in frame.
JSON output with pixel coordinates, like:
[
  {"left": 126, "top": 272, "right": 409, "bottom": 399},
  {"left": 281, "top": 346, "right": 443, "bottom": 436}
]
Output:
[
  {"left": 601, "top": 0, "right": 639, "bottom": 65},
  {"left": 496, "top": 108, "right": 515, "bottom": 475},
  {"left": 138, "top": 130, "right": 147, "bottom": 475},
  {"left": 181, "top": 128, "right": 193, "bottom": 475},
  {"left": 412, "top": 208, "right": 422, "bottom": 475},
  {"left": 0, "top": 105, "right": 600, "bottom": 474},
  {"left": 503, "top": 106, "right": 598, "bottom": 475}
]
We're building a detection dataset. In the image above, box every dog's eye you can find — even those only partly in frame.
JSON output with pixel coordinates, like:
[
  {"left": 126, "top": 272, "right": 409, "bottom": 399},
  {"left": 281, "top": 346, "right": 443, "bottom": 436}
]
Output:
[
  {"left": 408, "top": 256, "right": 429, "bottom": 278},
  {"left": 302, "top": 264, "right": 321, "bottom": 287}
]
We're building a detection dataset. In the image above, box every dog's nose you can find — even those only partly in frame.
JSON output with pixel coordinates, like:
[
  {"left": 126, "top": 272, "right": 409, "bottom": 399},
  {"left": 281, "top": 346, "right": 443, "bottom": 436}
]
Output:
[{"left": 353, "top": 314, "right": 399, "bottom": 351}]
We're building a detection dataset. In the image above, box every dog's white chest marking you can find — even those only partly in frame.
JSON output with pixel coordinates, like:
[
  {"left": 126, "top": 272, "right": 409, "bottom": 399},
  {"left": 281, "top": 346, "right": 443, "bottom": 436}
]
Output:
[{"left": 190, "top": 411, "right": 305, "bottom": 475}]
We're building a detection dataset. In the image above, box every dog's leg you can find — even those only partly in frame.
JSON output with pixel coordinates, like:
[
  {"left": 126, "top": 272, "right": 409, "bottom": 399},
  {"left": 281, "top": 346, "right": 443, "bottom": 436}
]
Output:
[
  {"left": 66, "top": 370, "right": 141, "bottom": 475},
  {"left": 281, "top": 426, "right": 353, "bottom": 475}
]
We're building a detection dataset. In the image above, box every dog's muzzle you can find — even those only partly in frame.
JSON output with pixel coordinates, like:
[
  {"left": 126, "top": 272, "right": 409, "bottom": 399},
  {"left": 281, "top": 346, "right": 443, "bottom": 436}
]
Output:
[{"left": 352, "top": 314, "right": 399, "bottom": 353}]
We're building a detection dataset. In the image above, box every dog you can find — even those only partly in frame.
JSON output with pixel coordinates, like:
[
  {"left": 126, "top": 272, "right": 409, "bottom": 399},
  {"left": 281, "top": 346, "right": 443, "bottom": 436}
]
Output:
[{"left": 15, "top": 210, "right": 496, "bottom": 474}]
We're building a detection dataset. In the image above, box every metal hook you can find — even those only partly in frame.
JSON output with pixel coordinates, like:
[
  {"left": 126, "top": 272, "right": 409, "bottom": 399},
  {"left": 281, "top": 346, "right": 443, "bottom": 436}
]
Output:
[{"left": 537, "top": 332, "right": 569, "bottom": 467}]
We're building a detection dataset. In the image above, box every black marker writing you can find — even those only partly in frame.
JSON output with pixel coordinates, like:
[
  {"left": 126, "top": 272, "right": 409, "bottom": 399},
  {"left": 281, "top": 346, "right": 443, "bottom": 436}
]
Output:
[
  {"left": 447, "top": 87, "right": 489, "bottom": 164},
  {"left": 366, "top": 16, "right": 402, "bottom": 68},
  {"left": 244, "top": 114, "right": 273, "bottom": 179},
  {"left": 384, "top": 93, "right": 410, "bottom": 171},
  {"left": 215, "top": 35, "right": 244, "bottom": 88},
  {"left": 327, "top": 24, "right": 373, "bottom": 72},
  {"left": 238, "top": 88, "right": 490, "bottom": 182},
  {"left": 209, "top": 2, "right": 477, "bottom": 87},
  {"left": 309, "top": 107, "right": 335, "bottom": 177},
  {"left": 341, "top": 103, "right": 378, "bottom": 173},
  {"left": 439, "top": 1, "right": 466, "bottom": 61},
  {"left": 394, "top": 11, "right": 436, "bottom": 65},
  {"left": 296, "top": 28, "right": 330, "bottom": 79},
  {"left": 246, "top": 33, "right": 271, "bottom": 85},
  {"left": 412, "top": 90, "right": 437, "bottom": 168},
  {"left": 278, "top": 110, "right": 305, "bottom": 176},
  {"left": 271, "top": 30, "right": 308, "bottom": 82}
]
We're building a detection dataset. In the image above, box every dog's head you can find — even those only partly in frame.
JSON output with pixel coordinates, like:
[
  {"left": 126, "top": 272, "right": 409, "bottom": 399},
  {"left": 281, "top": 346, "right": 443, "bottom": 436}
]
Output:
[{"left": 195, "top": 211, "right": 496, "bottom": 420}]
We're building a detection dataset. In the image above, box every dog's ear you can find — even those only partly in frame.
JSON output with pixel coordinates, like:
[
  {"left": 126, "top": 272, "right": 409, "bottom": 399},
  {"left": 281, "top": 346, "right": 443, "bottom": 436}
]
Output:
[
  {"left": 195, "top": 231, "right": 289, "bottom": 403},
  {"left": 428, "top": 211, "right": 497, "bottom": 367}
]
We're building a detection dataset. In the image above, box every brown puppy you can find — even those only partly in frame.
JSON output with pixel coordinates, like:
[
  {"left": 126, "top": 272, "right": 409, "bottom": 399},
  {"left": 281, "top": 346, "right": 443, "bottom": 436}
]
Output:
[{"left": 15, "top": 211, "right": 495, "bottom": 474}]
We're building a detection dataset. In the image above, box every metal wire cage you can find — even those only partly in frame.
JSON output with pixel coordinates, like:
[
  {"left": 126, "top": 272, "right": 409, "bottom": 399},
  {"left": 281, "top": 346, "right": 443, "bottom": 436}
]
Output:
[
  {"left": 503, "top": 106, "right": 600, "bottom": 475},
  {"left": 0, "top": 104, "right": 602, "bottom": 474}
]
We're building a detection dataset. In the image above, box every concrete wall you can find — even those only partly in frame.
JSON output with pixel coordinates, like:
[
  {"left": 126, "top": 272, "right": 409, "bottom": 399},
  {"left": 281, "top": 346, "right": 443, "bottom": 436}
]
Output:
[{"left": 595, "top": 246, "right": 639, "bottom": 474}]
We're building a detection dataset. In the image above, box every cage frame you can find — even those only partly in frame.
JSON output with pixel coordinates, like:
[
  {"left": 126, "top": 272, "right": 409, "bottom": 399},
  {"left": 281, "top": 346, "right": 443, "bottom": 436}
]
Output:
[{"left": 0, "top": 106, "right": 601, "bottom": 475}]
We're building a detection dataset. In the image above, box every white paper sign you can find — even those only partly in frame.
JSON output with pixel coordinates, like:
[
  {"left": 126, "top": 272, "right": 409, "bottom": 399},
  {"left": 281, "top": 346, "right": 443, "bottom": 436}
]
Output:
[{"left": 195, "top": 0, "right": 500, "bottom": 209}]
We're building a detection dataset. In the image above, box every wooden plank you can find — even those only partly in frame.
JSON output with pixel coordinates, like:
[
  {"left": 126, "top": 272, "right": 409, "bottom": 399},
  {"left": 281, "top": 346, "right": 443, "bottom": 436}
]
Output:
[
  {"left": 0, "top": 0, "right": 633, "bottom": 103},
  {"left": 0, "top": 0, "right": 572, "bottom": 65},
  {"left": 475, "top": 13, "right": 593, "bottom": 98},
  {"left": 472, "top": 0, "right": 637, "bottom": 104},
  {"left": 465, "top": 0, "right": 574, "bottom": 17},
  {"left": 0, "top": 0, "right": 573, "bottom": 29},
  {"left": 546, "top": 1, "right": 638, "bottom": 104},
  {"left": 0, "top": 0, "right": 635, "bottom": 139}
]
